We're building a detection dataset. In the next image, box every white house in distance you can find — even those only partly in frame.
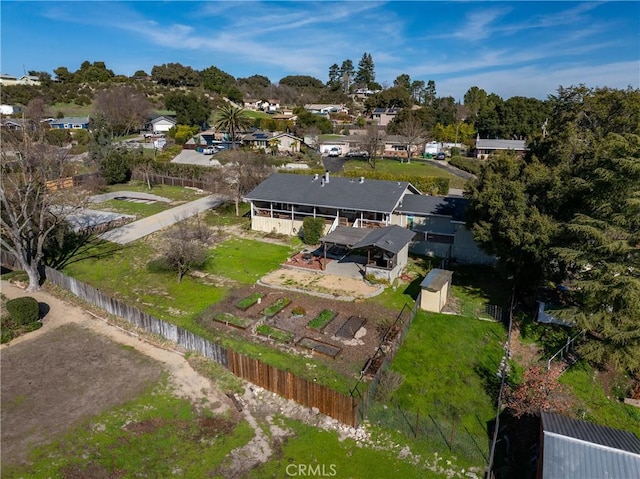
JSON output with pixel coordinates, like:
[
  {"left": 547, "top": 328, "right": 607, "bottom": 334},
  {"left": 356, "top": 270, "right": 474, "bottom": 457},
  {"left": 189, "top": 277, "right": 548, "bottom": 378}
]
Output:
[{"left": 146, "top": 115, "right": 177, "bottom": 134}]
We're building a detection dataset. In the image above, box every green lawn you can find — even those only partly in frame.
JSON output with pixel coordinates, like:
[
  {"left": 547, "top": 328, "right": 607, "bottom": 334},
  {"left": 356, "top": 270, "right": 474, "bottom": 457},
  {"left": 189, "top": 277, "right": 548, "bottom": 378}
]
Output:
[
  {"left": 47, "top": 102, "right": 94, "bottom": 117},
  {"left": 387, "top": 311, "right": 505, "bottom": 442},
  {"left": 247, "top": 417, "right": 456, "bottom": 479},
  {"left": 104, "top": 182, "right": 207, "bottom": 202},
  {"left": 560, "top": 361, "right": 640, "bottom": 436},
  {"left": 207, "top": 238, "right": 292, "bottom": 284},
  {"left": 2, "top": 381, "right": 254, "bottom": 479},
  {"left": 343, "top": 158, "right": 466, "bottom": 189}
]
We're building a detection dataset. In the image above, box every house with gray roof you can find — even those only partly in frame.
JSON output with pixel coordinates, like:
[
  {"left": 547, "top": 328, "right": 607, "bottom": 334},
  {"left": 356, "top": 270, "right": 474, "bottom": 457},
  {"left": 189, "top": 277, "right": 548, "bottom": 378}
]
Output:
[
  {"left": 475, "top": 138, "right": 527, "bottom": 159},
  {"left": 395, "top": 195, "right": 496, "bottom": 265},
  {"left": 50, "top": 117, "right": 90, "bottom": 130},
  {"left": 244, "top": 172, "right": 419, "bottom": 237},
  {"left": 538, "top": 411, "right": 640, "bottom": 479},
  {"left": 244, "top": 172, "right": 494, "bottom": 266}
]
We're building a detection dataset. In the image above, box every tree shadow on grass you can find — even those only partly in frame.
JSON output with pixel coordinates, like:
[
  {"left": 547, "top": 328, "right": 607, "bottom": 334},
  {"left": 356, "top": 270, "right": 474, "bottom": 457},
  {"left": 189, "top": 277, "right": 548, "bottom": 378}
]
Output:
[{"left": 44, "top": 225, "right": 123, "bottom": 270}]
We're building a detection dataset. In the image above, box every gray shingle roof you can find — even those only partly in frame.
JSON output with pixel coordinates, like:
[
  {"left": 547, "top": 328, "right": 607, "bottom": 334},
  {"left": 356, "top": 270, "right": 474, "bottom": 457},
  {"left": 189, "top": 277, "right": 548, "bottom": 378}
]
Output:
[
  {"left": 475, "top": 139, "right": 526, "bottom": 150},
  {"left": 396, "top": 195, "right": 468, "bottom": 221},
  {"left": 351, "top": 225, "right": 416, "bottom": 254},
  {"left": 541, "top": 412, "right": 640, "bottom": 479},
  {"left": 319, "top": 226, "right": 371, "bottom": 248},
  {"left": 244, "top": 173, "right": 416, "bottom": 213},
  {"left": 50, "top": 117, "right": 90, "bottom": 126}
]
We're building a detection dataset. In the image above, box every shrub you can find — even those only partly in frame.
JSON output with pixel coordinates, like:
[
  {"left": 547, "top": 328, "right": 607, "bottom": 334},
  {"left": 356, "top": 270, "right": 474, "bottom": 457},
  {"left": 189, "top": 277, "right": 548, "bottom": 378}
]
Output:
[
  {"left": 291, "top": 306, "right": 306, "bottom": 316},
  {"left": 301, "top": 217, "right": 325, "bottom": 245},
  {"left": 6, "top": 297, "right": 40, "bottom": 326},
  {"left": 448, "top": 156, "right": 481, "bottom": 175}
]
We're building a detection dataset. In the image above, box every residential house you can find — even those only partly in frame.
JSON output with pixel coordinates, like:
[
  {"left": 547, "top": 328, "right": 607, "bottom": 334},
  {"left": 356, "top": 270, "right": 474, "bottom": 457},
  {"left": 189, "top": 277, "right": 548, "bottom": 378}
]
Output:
[
  {"left": 244, "top": 172, "right": 419, "bottom": 237},
  {"left": 50, "top": 117, "right": 90, "bottom": 130},
  {"left": 537, "top": 411, "right": 640, "bottom": 479},
  {"left": 271, "top": 132, "right": 303, "bottom": 154},
  {"left": 0, "top": 104, "right": 22, "bottom": 116},
  {"left": 394, "top": 194, "right": 496, "bottom": 264},
  {"left": 241, "top": 130, "right": 273, "bottom": 150},
  {"left": 264, "top": 99, "right": 280, "bottom": 112},
  {"left": 243, "top": 99, "right": 263, "bottom": 110},
  {"left": 371, "top": 108, "right": 401, "bottom": 127},
  {"left": 0, "top": 74, "right": 41, "bottom": 86},
  {"left": 145, "top": 115, "right": 177, "bottom": 133},
  {"left": 244, "top": 173, "right": 495, "bottom": 266},
  {"left": 304, "top": 104, "right": 346, "bottom": 115},
  {"left": 475, "top": 138, "right": 527, "bottom": 159}
]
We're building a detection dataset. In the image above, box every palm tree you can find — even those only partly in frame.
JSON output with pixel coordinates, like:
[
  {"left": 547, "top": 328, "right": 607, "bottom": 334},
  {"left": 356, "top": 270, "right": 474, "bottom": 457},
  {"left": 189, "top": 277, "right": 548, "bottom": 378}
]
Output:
[{"left": 214, "top": 104, "right": 252, "bottom": 150}]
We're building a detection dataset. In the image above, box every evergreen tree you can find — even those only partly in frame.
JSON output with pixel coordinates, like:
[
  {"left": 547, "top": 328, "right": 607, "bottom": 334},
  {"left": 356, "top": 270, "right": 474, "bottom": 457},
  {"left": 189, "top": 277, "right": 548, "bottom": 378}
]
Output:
[{"left": 355, "top": 53, "right": 375, "bottom": 88}]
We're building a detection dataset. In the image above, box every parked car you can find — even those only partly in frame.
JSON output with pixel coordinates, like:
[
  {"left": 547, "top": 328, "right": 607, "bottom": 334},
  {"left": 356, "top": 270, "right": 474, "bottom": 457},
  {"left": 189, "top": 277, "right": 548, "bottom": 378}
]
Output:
[
  {"left": 328, "top": 147, "right": 341, "bottom": 157},
  {"left": 202, "top": 147, "right": 216, "bottom": 155},
  {"left": 346, "top": 150, "right": 370, "bottom": 158},
  {"left": 435, "top": 152, "right": 446, "bottom": 160}
]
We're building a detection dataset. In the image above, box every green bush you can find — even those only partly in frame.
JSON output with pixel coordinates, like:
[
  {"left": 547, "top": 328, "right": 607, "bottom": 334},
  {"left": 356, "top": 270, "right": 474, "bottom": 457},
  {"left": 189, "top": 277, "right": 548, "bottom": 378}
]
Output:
[
  {"left": 6, "top": 297, "right": 40, "bottom": 326},
  {"left": 342, "top": 170, "right": 450, "bottom": 195},
  {"left": 301, "top": 217, "right": 325, "bottom": 245},
  {"left": 448, "top": 156, "right": 481, "bottom": 175}
]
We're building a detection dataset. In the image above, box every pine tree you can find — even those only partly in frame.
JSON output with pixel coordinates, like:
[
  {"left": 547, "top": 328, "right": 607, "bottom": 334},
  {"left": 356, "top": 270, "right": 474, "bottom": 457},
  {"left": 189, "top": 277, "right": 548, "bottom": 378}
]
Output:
[{"left": 355, "top": 53, "right": 375, "bottom": 88}]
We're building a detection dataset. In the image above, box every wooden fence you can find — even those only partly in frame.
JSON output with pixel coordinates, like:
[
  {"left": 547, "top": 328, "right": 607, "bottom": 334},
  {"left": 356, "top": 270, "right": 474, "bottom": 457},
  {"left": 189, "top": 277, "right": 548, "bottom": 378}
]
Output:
[
  {"left": 131, "top": 171, "right": 211, "bottom": 191},
  {"left": 40, "top": 266, "right": 359, "bottom": 426}
]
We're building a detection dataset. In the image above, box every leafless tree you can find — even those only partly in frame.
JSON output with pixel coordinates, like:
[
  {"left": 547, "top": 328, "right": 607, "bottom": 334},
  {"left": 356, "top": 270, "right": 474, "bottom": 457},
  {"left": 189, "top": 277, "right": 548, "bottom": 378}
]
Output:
[
  {"left": 94, "top": 86, "right": 152, "bottom": 136},
  {"left": 360, "top": 124, "right": 383, "bottom": 169},
  {"left": 1, "top": 129, "right": 86, "bottom": 290},
  {"left": 396, "top": 114, "right": 427, "bottom": 164},
  {"left": 160, "top": 216, "right": 211, "bottom": 282},
  {"left": 218, "top": 152, "right": 273, "bottom": 216}
]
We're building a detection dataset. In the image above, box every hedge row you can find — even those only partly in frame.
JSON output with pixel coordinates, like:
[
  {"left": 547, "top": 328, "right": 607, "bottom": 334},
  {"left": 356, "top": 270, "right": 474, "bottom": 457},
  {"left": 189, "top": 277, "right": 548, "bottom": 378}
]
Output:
[
  {"left": 342, "top": 170, "right": 450, "bottom": 195},
  {"left": 448, "top": 156, "right": 481, "bottom": 176}
]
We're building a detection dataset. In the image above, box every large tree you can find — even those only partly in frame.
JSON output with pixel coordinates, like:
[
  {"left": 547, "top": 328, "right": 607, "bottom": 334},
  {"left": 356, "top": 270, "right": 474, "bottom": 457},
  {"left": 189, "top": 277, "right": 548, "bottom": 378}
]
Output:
[
  {"left": 214, "top": 104, "right": 252, "bottom": 149},
  {"left": 355, "top": 53, "right": 375, "bottom": 88},
  {"left": 94, "top": 86, "right": 152, "bottom": 136},
  {"left": 1, "top": 129, "right": 85, "bottom": 290},
  {"left": 467, "top": 86, "right": 640, "bottom": 373},
  {"left": 165, "top": 92, "right": 211, "bottom": 127}
]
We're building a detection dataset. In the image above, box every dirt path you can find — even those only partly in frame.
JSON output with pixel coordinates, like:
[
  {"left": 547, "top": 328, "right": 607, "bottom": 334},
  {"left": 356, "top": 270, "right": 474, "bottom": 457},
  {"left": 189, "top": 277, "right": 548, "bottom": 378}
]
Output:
[{"left": 1, "top": 280, "right": 232, "bottom": 412}]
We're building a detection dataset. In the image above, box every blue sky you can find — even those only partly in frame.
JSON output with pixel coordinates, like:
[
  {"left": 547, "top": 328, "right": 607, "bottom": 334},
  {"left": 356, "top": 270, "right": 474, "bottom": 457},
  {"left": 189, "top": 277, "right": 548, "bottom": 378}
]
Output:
[{"left": 1, "top": 1, "right": 638, "bottom": 100}]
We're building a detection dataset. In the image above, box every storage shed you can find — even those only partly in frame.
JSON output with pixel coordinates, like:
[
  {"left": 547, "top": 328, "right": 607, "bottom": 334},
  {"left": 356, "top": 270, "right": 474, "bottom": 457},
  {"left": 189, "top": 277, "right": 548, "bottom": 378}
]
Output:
[{"left": 419, "top": 269, "right": 453, "bottom": 312}]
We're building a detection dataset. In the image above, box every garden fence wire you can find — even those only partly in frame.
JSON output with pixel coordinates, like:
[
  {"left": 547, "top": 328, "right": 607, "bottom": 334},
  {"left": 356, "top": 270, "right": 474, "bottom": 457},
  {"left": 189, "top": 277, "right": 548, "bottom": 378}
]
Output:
[{"left": 366, "top": 402, "right": 489, "bottom": 465}]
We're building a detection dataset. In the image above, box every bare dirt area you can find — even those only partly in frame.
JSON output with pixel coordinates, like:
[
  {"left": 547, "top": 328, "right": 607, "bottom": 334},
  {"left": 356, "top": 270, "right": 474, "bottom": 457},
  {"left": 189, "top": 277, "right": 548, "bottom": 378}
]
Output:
[
  {"left": 0, "top": 281, "right": 233, "bottom": 470},
  {"left": 197, "top": 282, "right": 400, "bottom": 378}
]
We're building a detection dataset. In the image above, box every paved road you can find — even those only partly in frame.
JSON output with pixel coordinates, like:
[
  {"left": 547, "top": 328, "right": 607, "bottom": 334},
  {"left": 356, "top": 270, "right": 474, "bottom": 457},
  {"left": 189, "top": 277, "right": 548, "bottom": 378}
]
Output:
[{"left": 98, "top": 194, "right": 228, "bottom": 245}]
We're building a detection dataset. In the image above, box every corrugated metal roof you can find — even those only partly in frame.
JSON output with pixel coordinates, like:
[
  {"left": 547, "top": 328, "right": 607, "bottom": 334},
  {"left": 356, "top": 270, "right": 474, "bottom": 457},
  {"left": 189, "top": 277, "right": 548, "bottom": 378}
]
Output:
[
  {"left": 244, "top": 173, "right": 415, "bottom": 214},
  {"left": 542, "top": 432, "right": 640, "bottom": 479},
  {"left": 542, "top": 412, "right": 640, "bottom": 454},
  {"left": 541, "top": 412, "right": 640, "bottom": 479}
]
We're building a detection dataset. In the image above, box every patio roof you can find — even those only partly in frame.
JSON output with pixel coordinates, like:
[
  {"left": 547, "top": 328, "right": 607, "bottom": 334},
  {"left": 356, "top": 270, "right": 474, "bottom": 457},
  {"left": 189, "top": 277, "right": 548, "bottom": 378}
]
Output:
[
  {"left": 320, "top": 225, "right": 416, "bottom": 255},
  {"left": 319, "top": 226, "right": 371, "bottom": 248}
]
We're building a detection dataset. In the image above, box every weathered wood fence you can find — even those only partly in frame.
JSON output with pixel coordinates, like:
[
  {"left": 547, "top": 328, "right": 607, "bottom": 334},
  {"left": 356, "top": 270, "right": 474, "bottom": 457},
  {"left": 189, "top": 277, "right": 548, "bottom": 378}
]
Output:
[
  {"left": 40, "top": 265, "right": 359, "bottom": 426},
  {"left": 131, "top": 171, "right": 211, "bottom": 191}
]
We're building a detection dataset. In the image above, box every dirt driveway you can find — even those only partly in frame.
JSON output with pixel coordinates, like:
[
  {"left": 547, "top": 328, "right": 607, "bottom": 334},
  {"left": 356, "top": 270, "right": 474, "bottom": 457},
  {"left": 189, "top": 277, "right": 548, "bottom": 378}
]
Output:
[{"left": 0, "top": 281, "right": 232, "bottom": 468}]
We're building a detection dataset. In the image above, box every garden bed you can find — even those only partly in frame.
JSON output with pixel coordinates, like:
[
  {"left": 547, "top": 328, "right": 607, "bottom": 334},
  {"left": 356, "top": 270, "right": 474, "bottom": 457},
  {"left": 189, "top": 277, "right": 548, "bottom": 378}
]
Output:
[
  {"left": 335, "top": 316, "right": 367, "bottom": 339},
  {"left": 256, "top": 324, "right": 294, "bottom": 344},
  {"left": 212, "top": 312, "right": 253, "bottom": 330},
  {"left": 235, "top": 292, "right": 265, "bottom": 311},
  {"left": 261, "top": 298, "right": 291, "bottom": 318},
  {"left": 297, "top": 337, "right": 341, "bottom": 359},
  {"left": 306, "top": 309, "right": 338, "bottom": 332}
]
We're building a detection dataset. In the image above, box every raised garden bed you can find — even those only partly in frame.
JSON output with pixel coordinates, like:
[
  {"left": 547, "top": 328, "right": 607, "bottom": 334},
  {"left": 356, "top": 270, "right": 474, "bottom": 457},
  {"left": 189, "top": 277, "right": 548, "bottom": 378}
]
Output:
[
  {"left": 335, "top": 316, "right": 367, "bottom": 339},
  {"left": 212, "top": 312, "right": 252, "bottom": 329},
  {"left": 256, "top": 324, "right": 294, "bottom": 344},
  {"left": 235, "top": 292, "right": 265, "bottom": 311},
  {"left": 297, "top": 337, "right": 341, "bottom": 359},
  {"left": 306, "top": 309, "right": 338, "bottom": 331},
  {"left": 261, "top": 298, "right": 291, "bottom": 318}
]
